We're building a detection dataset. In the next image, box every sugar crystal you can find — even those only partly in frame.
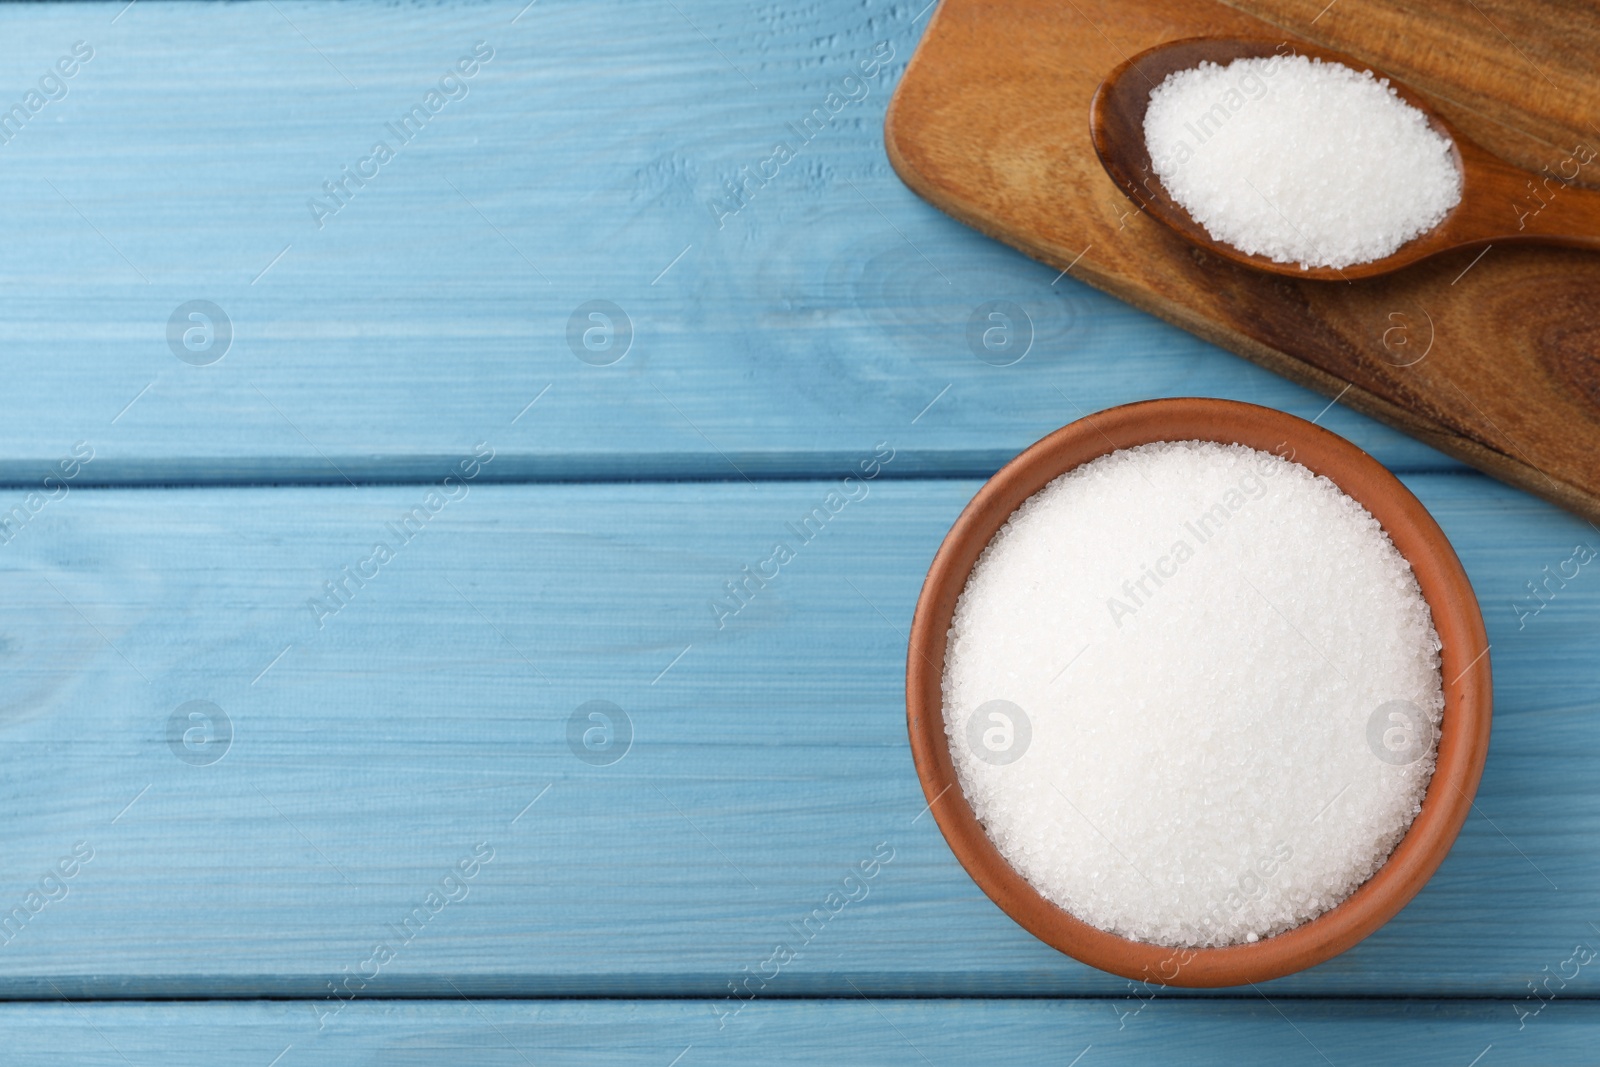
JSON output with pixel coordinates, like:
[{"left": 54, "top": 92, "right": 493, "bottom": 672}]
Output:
[
  {"left": 943, "top": 441, "right": 1443, "bottom": 947},
  {"left": 1142, "top": 55, "right": 1462, "bottom": 269}
]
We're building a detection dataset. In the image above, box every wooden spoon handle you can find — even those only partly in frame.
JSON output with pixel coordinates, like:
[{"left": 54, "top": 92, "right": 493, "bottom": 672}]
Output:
[{"left": 1461, "top": 141, "right": 1600, "bottom": 249}]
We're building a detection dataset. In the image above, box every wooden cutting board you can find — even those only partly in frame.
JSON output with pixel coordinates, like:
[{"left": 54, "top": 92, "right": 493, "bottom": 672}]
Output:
[{"left": 886, "top": 0, "right": 1600, "bottom": 523}]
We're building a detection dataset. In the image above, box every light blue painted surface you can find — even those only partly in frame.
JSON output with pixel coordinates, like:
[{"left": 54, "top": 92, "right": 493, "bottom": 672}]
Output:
[
  {"left": 0, "top": 475, "right": 1595, "bottom": 1008},
  {"left": 0, "top": 0, "right": 1453, "bottom": 486},
  {"left": 0, "top": 0, "right": 1593, "bottom": 1061},
  {"left": 0, "top": 1000, "right": 1591, "bottom": 1064}
]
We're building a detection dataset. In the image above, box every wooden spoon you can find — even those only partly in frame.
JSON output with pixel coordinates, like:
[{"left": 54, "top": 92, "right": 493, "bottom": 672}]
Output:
[{"left": 1089, "top": 37, "right": 1600, "bottom": 281}]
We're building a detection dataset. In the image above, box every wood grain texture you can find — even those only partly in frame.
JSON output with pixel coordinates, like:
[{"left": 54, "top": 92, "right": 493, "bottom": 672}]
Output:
[
  {"left": 1222, "top": 0, "right": 1600, "bottom": 164},
  {"left": 885, "top": 0, "right": 1600, "bottom": 519},
  {"left": 0, "top": 477, "right": 1593, "bottom": 999},
  {"left": 0, "top": 999, "right": 1595, "bottom": 1065},
  {"left": 0, "top": 0, "right": 1456, "bottom": 483}
]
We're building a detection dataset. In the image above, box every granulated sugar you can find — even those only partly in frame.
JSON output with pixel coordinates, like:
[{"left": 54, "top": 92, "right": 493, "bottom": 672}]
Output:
[
  {"left": 1142, "top": 55, "right": 1462, "bottom": 269},
  {"left": 943, "top": 441, "right": 1443, "bottom": 948}
]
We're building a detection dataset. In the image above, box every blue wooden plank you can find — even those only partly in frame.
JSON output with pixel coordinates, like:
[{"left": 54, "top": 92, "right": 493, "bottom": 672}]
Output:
[
  {"left": 0, "top": 473, "right": 1592, "bottom": 998},
  {"left": 0, "top": 999, "right": 1591, "bottom": 1065},
  {"left": 0, "top": 0, "right": 1457, "bottom": 483}
]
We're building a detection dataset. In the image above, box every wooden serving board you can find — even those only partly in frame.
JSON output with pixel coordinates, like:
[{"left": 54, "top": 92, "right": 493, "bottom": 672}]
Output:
[{"left": 886, "top": 0, "right": 1600, "bottom": 522}]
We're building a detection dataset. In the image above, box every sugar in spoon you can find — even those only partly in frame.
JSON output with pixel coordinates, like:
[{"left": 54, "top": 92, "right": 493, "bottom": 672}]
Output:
[{"left": 1089, "top": 37, "right": 1600, "bottom": 280}]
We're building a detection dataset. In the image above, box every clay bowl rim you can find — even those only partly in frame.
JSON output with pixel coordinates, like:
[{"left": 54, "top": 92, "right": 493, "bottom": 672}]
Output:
[{"left": 905, "top": 397, "right": 1492, "bottom": 987}]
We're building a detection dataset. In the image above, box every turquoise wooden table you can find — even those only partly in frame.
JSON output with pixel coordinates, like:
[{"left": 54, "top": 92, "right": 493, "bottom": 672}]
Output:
[{"left": 2, "top": 0, "right": 1597, "bottom": 1062}]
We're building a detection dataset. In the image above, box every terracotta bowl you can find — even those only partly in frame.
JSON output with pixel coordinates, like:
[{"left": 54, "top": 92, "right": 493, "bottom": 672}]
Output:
[{"left": 906, "top": 397, "right": 1492, "bottom": 987}]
